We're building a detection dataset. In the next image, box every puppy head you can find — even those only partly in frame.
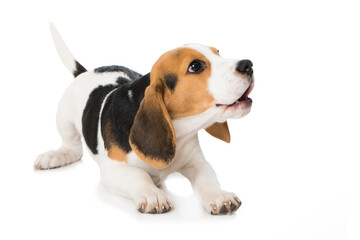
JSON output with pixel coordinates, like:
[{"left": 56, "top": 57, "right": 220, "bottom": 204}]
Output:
[{"left": 130, "top": 44, "right": 254, "bottom": 169}]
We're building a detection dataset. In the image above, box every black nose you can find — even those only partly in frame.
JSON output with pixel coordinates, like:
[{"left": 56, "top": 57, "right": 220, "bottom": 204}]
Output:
[{"left": 236, "top": 60, "right": 253, "bottom": 76}]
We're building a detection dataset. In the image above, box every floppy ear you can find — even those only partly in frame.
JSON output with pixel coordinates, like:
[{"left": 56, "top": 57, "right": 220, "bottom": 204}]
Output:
[
  {"left": 129, "top": 82, "right": 176, "bottom": 169},
  {"left": 205, "top": 121, "right": 231, "bottom": 143}
]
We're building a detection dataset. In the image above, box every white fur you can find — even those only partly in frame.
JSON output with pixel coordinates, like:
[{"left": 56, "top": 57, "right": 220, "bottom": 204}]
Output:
[
  {"left": 49, "top": 23, "right": 77, "bottom": 75},
  {"left": 185, "top": 44, "right": 254, "bottom": 116},
  {"left": 35, "top": 26, "right": 252, "bottom": 214}
]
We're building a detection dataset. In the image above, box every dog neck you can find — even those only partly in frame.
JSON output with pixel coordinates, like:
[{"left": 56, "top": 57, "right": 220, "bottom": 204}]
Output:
[{"left": 172, "top": 107, "right": 220, "bottom": 143}]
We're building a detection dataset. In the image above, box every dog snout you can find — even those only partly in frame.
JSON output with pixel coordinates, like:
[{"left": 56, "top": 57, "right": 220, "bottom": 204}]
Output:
[{"left": 236, "top": 60, "right": 253, "bottom": 76}]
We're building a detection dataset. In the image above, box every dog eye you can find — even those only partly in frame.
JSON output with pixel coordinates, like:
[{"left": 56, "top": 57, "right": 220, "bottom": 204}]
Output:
[{"left": 187, "top": 60, "right": 204, "bottom": 74}]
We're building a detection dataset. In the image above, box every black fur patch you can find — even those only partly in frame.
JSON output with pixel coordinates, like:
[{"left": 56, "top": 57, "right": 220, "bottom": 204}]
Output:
[
  {"left": 164, "top": 73, "right": 178, "bottom": 92},
  {"left": 101, "top": 73, "right": 150, "bottom": 152},
  {"left": 116, "top": 76, "right": 131, "bottom": 85},
  {"left": 94, "top": 65, "right": 142, "bottom": 80},
  {"left": 82, "top": 85, "right": 117, "bottom": 154},
  {"left": 73, "top": 61, "right": 87, "bottom": 77}
]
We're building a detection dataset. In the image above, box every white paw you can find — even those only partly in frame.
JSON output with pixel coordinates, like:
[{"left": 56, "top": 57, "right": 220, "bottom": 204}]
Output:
[
  {"left": 34, "top": 149, "right": 81, "bottom": 170},
  {"left": 201, "top": 191, "right": 241, "bottom": 215},
  {"left": 134, "top": 188, "right": 172, "bottom": 214}
]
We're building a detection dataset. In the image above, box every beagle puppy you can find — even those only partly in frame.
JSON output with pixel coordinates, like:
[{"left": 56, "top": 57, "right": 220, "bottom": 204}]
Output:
[{"left": 34, "top": 24, "right": 254, "bottom": 215}]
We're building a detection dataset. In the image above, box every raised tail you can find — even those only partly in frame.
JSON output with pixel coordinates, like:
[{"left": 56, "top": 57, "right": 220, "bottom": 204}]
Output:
[{"left": 49, "top": 23, "right": 87, "bottom": 77}]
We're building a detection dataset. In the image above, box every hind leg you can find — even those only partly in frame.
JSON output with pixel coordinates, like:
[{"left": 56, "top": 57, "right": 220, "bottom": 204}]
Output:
[
  {"left": 34, "top": 124, "right": 82, "bottom": 169},
  {"left": 34, "top": 94, "right": 83, "bottom": 170}
]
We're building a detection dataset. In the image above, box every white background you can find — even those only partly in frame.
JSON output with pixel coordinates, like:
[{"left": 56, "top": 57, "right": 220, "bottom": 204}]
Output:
[{"left": 0, "top": 0, "right": 359, "bottom": 239}]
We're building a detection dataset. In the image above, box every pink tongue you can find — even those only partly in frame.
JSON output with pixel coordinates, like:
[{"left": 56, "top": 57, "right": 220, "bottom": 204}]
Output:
[{"left": 239, "top": 84, "right": 253, "bottom": 101}]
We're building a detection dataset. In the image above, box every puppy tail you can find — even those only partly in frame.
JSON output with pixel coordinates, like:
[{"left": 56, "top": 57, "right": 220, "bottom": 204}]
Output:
[{"left": 49, "top": 23, "right": 87, "bottom": 77}]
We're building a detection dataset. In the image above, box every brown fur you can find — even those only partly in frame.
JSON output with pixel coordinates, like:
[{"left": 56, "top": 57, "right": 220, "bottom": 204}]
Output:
[
  {"left": 108, "top": 145, "right": 128, "bottom": 162},
  {"left": 205, "top": 122, "right": 231, "bottom": 143},
  {"left": 209, "top": 47, "right": 220, "bottom": 56},
  {"left": 129, "top": 82, "right": 176, "bottom": 169},
  {"left": 130, "top": 145, "right": 170, "bottom": 169},
  {"left": 128, "top": 46, "right": 233, "bottom": 168},
  {"left": 152, "top": 47, "right": 215, "bottom": 119},
  {"left": 102, "top": 117, "right": 128, "bottom": 162}
]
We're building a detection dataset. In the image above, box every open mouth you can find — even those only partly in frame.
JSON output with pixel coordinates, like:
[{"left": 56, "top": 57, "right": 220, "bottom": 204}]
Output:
[{"left": 216, "top": 83, "right": 254, "bottom": 108}]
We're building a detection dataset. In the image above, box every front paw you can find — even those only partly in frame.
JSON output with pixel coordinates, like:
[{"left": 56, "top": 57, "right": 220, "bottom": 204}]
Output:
[
  {"left": 201, "top": 191, "right": 241, "bottom": 215},
  {"left": 134, "top": 188, "right": 172, "bottom": 214}
]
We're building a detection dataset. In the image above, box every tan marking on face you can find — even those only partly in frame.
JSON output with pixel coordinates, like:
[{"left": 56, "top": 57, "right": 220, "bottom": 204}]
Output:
[
  {"left": 108, "top": 145, "right": 128, "bottom": 162},
  {"left": 151, "top": 47, "right": 215, "bottom": 119}
]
